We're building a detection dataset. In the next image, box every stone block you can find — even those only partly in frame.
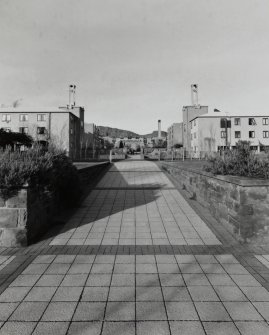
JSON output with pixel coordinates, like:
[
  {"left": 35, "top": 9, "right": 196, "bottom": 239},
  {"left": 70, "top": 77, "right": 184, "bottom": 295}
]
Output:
[
  {"left": 0, "top": 228, "right": 27, "bottom": 247},
  {"left": 0, "top": 208, "right": 18, "bottom": 228},
  {"left": 5, "top": 189, "right": 27, "bottom": 208},
  {"left": 18, "top": 209, "right": 27, "bottom": 227}
]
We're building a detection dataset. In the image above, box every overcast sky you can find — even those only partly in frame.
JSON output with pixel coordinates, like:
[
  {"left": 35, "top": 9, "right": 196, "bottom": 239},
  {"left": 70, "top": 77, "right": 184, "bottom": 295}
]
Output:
[{"left": 0, "top": 0, "right": 268, "bottom": 134}]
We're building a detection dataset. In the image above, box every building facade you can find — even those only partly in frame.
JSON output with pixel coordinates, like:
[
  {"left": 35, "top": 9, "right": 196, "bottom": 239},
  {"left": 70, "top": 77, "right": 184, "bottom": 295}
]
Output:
[
  {"left": 182, "top": 105, "right": 208, "bottom": 152},
  {"left": 83, "top": 123, "right": 102, "bottom": 159},
  {"left": 190, "top": 113, "right": 269, "bottom": 153},
  {"left": 167, "top": 123, "right": 183, "bottom": 149},
  {"left": 0, "top": 106, "right": 84, "bottom": 159}
]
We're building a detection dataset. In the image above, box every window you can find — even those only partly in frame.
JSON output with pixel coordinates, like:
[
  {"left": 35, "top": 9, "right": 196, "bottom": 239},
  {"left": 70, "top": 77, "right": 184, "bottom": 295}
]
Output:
[
  {"left": 221, "top": 131, "right": 227, "bottom": 138},
  {"left": 19, "top": 127, "right": 28, "bottom": 134},
  {"left": 263, "top": 131, "right": 269, "bottom": 138},
  {"left": 194, "top": 132, "right": 196, "bottom": 139},
  {"left": 70, "top": 128, "right": 73, "bottom": 135},
  {"left": 249, "top": 131, "right": 255, "bottom": 138},
  {"left": 235, "top": 131, "right": 241, "bottom": 138},
  {"left": 263, "top": 118, "right": 269, "bottom": 125},
  {"left": 37, "top": 114, "right": 46, "bottom": 121},
  {"left": 234, "top": 118, "right": 241, "bottom": 125},
  {"left": 2, "top": 114, "right": 11, "bottom": 122},
  {"left": 19, "top": 114, "right": 28, "bottom": 122},
  {"left": 220, "top": 118, "right": 231, "bottom": 128},
  {"left": 248, "top": 118, "right": 256, "bottom": 125},
  {"left": 37, "top": 127, "right": 46, "bottom": 135},
  {"left": 191, "top": 122, "right": 192, "bottom": 129}
]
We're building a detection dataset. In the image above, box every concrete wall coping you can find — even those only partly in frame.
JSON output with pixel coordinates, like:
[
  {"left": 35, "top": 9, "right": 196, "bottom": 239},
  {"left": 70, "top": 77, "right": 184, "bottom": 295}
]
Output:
[
  {"left": 74, "top": 161, "right": 110, "bottom": 170},
  {"left": 161, "top": 161, "right": 269, "bottom": 187}
]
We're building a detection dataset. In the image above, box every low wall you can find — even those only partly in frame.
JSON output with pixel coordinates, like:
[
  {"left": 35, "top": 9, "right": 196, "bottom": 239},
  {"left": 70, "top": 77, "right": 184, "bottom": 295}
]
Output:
[
  {"left": 99, "top": 154, "right": 126, "bottom": 160},
  {"left": 0, "top": 162, "right": 110, "bottom": 247},
  {"left": 161, "top": 162, "right": 269, "bottom": 243},
  {"left": 0, "top": 188, "right": 55, "bottom": 247}
]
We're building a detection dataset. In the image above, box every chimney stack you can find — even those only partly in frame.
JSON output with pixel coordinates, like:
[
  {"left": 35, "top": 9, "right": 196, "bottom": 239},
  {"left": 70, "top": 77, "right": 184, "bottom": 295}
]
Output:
[
  {"left": 158, "top": 120, "right": 161, "bottom": 138},
  {"left": 69, "top": 84, "right": 76, "bottom": 108},
  {"left": 191, "top": 84, "right": 198, "bottom": 106}
]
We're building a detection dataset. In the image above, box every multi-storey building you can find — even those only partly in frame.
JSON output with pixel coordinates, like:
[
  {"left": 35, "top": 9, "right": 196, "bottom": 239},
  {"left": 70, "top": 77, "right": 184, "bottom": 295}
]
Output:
[
  {"left": 167, "top": 123, "right": 183, "bottom": 149},
  {"left": 83, "top": 123, "right": 102, "bottom": 159},
  {"left": 190, "top": 112, "right": 269, "bottom": 153},
  {"left": 182, "top": 105, "right": 208, "bottom": 152},
  {"left": 0, "top": 106, "right": 84, "bottom": 159}
]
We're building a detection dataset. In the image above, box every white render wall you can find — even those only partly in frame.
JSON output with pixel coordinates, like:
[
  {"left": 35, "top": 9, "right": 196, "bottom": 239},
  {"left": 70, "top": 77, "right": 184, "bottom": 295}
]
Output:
[
  {"left": 167, "top": 123, "right": 183, "bottom": 149},
  {"left": 191, "top": 115, "right": 269, "bottom": 152},
  {"left": 0, "top": 108, "right": 84, "bottom": 158}
]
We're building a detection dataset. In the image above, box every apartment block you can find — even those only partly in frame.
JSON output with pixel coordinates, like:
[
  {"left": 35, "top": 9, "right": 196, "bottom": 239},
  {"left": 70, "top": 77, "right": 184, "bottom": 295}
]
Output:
[
  {"left": 0, "top": 106, "right": 84, "bottom": 159},
  {"left": 83, "top": 123, "right": 102, "bottom": 159},
  {"left": 182, "top": 105, "right": 208, "bottom": 151},
  {"left": 167, "top": 123, "right": 183, "bottom": 149},
  {"left": 190, "top": 113, "right": 269, "bottom": 153}
]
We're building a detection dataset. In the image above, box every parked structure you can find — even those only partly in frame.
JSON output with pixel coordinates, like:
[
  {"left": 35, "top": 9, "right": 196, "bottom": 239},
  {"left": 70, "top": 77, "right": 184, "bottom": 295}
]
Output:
[
  {"left": 0, "top": 106, "right": 84, "bottom": 159},
  {"left": 190, "top": 112, "right": 269, "bottom": 153},
  {"left": 167, "top": 123, "right": 183, "bottom": 149}
]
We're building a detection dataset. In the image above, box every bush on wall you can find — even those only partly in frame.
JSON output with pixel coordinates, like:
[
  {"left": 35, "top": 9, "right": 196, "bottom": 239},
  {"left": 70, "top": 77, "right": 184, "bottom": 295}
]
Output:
[
  {"left": 204, "top": 141, "right": 269, "bottom": 179},
  {"left": 0, "top": 146, "right": 80, "bottom": 205}
]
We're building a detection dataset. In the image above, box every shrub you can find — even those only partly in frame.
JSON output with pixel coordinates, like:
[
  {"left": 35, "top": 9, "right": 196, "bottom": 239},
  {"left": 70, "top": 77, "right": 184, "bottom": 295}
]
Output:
[
  {"left": 0, "top": 129, "right": 33, "bottom": 148},
  {"left": 204, "top": 141, "right": 269, "bottom": 179},
  {"left": 0, "top": 146, "right": 81, "bottom": 205}
]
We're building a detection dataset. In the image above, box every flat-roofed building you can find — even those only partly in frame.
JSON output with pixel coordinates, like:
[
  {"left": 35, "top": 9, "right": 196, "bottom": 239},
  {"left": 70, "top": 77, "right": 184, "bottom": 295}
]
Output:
[
  {"left": 190, "top": 112, "right": 269, "bottom": 154},
  {"left": 167, "top": 123, "right": 183, "bottom": 149},
  {"left": 182, "top": 105, "right": 208, "bottom": 152},
  {"left": 0, "top": 106, "right": 84, "bottom": 159}
]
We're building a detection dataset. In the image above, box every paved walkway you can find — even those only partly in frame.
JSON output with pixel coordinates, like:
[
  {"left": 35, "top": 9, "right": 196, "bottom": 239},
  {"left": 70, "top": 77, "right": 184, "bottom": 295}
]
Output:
[
  {"left": 50, "top": 161, "right": 220, "bottom": 246},
  {"left": 1, "top": 160, "right": 269, "bottom": 334}
]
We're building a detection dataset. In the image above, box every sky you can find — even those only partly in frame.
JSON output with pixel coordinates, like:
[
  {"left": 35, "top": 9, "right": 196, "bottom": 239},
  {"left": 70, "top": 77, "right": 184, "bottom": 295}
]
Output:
[{"left": 0, "top": 0, "right": 269, "bottom": 134}]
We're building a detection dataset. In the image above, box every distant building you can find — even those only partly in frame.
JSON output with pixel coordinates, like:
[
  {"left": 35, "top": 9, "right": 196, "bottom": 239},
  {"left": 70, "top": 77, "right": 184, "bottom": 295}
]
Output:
[
  {"left": 190, "top": 112, "right": 269, "bottom": 153},
  {"left": 0, "top": 106, "right": 84, "bottom": 159},
  {"left": 83, "top": 123, "right": 102, "bottom": 158},
  {"left": 167, "top": 123, "right": 183, "bottom": 149},
  {"left": 182, "top": 105, "right": 208, "bottom": 152},
  {"left": 114, "top": 137, "right": 144, "bottom": 150}
]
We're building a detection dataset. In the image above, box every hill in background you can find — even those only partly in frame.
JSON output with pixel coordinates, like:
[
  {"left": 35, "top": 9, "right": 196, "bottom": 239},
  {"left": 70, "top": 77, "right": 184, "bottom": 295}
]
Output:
[
  {"left": 98, "top": 126, "right": 139, "bottom": 138},
  {"left": 95, "top": 125, "right": 167, "bottom": 138}
]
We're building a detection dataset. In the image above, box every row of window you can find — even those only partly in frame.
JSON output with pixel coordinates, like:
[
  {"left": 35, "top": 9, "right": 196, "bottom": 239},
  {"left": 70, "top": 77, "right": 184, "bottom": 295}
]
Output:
[
  {"left": 1, "top": 114, "right": 46, "bottom": 122},
  {"left": 234, "top": 117, "right": 269, "bottom": 126},
  {"left": 220, "top": 131, "right": 269, "bottom": 139},
  {"left": 2, "top": 127, "right": 46, "bottom": 134},
  {"left": 191, "top": 117, "right": 269, "bottom": 128},
  {"left": 222, "top": 117, "right": 269, "bottom": 127},
  {"left": 2, "top": 127, "right": 74, "bottom": 135}
]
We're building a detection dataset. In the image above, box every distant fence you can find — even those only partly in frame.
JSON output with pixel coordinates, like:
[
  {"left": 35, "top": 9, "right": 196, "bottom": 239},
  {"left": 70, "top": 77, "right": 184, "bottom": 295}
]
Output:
[
  {"left": 77, "top": 148, "right": 127, "bottom": 162},
  {"left": 145, "top": 148, "right": 220, "bottom": 161}
]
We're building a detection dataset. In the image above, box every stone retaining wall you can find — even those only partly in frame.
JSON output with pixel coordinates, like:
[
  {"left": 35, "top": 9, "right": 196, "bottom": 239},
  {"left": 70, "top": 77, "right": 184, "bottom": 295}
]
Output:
[
  {"left": 0, "top": 162, "right": 110, "bottom": 247},
  {"left": 161, "top": 162, "right": 269, "bottom": 243}
]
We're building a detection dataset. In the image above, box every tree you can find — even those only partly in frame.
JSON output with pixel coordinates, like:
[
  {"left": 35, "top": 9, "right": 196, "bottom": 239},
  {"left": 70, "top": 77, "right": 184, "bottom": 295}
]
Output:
[
  {"left": 119, "top": 140, "right": 124, "bottom": 148},
  {"left": 103, "top": 140, "right": 114, "bottom": 150},
  {"left": 0, "top": 129, "right": 33, "bottom": 149}
]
